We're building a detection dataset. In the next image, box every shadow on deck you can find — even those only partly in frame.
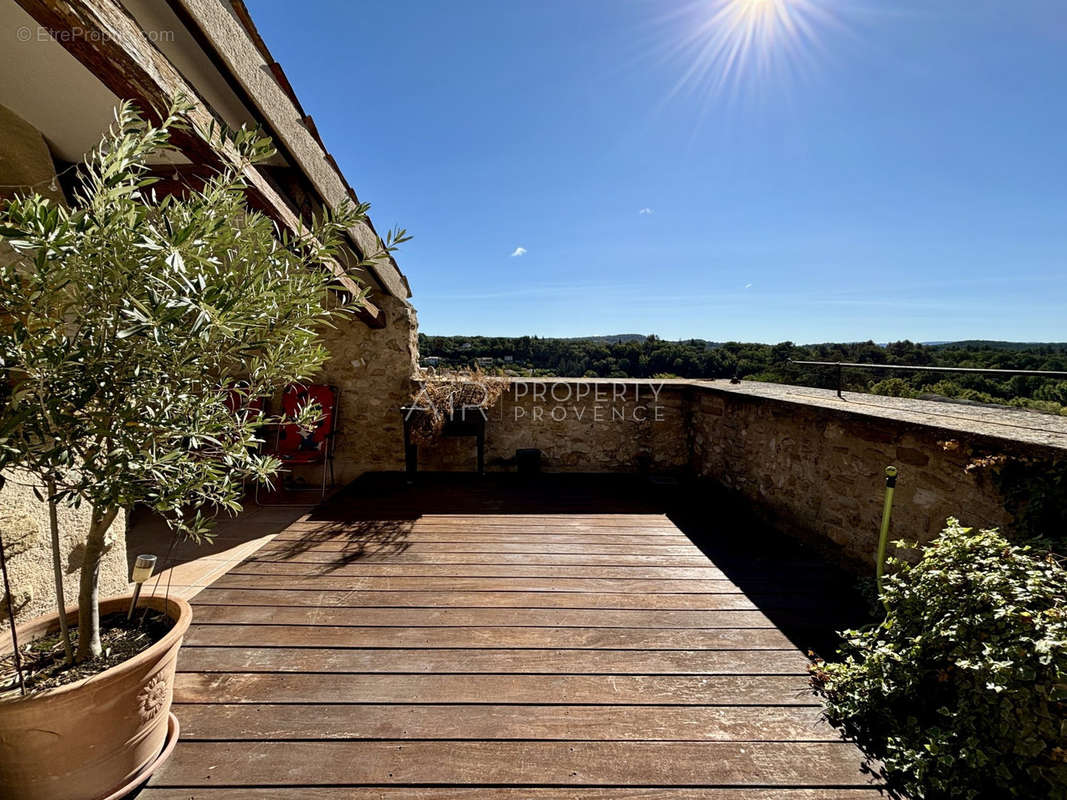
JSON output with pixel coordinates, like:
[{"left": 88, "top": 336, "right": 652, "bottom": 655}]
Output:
[
  {"left": 298, "top": 472, "right": 872, "bottom": 657},
  {"left": 136, "top": 471, "right": 880, "bottom": 798}
]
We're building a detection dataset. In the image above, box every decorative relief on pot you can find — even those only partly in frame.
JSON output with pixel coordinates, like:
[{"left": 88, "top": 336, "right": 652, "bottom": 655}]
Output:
[{"left": 137, "top": 674, "right": 169, "bottom": 722}]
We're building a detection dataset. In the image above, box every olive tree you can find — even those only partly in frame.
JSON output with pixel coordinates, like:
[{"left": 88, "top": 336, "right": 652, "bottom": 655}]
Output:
[{"left": 0, "top": 101, "right": 404, "bottom": 662}]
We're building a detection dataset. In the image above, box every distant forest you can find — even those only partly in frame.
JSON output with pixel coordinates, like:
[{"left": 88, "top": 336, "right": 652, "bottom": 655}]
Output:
[{"left": 418, "top": 335, "right": 1067, "bottom": 416}]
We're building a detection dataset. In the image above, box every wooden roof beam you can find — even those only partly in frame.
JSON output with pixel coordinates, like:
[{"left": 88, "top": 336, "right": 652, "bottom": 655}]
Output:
[
  {"left": 185, "top": 0, "right": 411, "bottom": 300},
  {"left": 14, "top": 0, "right": 384, "bottom": 328}
]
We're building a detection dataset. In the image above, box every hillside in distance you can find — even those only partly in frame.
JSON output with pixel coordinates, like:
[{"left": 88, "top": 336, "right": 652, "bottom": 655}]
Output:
[
  {"left": 418, "top": 334, "right": 1067, "bottom": 416},
  {"left": 929, "top": 340, "right": 1067, "bottom": 351},
  {"left": 559, "top": 334, "right": 650, "bottom": 345}
]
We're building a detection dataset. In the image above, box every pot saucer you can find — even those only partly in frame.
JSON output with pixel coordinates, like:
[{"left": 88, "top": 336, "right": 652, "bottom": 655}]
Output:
[{"left": 98, "top": 712, "right": 180, "bottom": 800}]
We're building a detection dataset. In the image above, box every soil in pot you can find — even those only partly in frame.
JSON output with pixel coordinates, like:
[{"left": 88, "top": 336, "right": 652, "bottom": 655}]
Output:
[{"left": 1, "top": 610, "right": 174, "bottom": 696}]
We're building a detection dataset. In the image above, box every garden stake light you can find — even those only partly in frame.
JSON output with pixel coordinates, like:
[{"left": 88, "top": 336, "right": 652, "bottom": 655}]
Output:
[
  {"left": 876, "top": 466, "right": 898, "bottom": 600},
  {"left": 127, "top": 555, "right": 158, "bottom": 621}
]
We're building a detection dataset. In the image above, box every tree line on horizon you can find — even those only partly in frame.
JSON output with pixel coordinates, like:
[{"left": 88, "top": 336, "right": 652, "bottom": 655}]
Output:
[{"left": 418, "top": 334, "right": 1067, "bottom": 416}]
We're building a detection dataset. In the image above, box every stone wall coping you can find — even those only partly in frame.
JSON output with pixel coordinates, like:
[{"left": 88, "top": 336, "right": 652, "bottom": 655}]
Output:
[{"left": 501, "top": 377, "right": 1067, "bottom": 453}]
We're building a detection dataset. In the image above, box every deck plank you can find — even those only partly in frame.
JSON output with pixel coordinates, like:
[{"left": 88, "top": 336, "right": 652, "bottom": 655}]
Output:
[
  {"left": 142, "top": 475, "right": 873, "bottom": 796},
  {"left": 174, "top": 703, "right": 832, "bottom": 741},
  {"left": 223, "top": 562, "right": 733, "bottom": 578},
  {"left": 268, "top": 531, "right": 700, "bottom": 544},
  {"left": 150, "top": 740, "right": 874, "bottom": 787},
  {"left": 174, "top": 672, "right": 818, "bottom": 705},
  {"left": 188, "top": 605, "right": 778, "bottom": 627},
  {"left": 244, "top": 552, "right": 714, "bottom": 566},
  {"left": 207, "top": 575, "right": 747, "bottom": 593},
  {"left": 254, "top": 541, "right": 706, "bottom": 555},
  {"left": 182, "top": 624, "right": 793, "bottom": 649},
  {"left": 176, "top": 647, "right": 810, "bottom": 674},
  {"left": 139, "top": 791, "right": 880, "bottom": 800},
  {"left": 191, "top": 588, "right": 780, "bottom": 609}
]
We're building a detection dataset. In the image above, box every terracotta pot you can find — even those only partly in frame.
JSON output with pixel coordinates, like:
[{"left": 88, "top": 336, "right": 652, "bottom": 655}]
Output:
[{"left": 0, "top": 594, "right": 192, "bottom": 800}]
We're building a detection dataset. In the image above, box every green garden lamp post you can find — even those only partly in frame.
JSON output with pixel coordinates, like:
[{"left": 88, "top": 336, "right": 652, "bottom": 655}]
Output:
[{"left": 876, "top": 466, "right": 898, "bottom": 599}]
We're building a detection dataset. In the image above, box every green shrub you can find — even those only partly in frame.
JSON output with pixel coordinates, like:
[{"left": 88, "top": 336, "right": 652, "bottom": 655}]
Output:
[
  {"left": 811, "top": 520, "right": 1067, "bottom": 799},
  {"left": 869, "top": 377, "right": 919, "bottom": 398},
  {"left": 990, "top": 458, "right": 1067, "bottom": 554}
]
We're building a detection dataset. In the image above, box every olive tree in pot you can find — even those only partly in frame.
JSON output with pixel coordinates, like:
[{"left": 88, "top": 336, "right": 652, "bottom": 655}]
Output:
[{"left": 0, "top": 102, "right": 403, "bottom": 800}]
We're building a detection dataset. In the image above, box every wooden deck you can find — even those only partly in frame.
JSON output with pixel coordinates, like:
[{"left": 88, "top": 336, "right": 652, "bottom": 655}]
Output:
[{"left": 138, "top": 474, "right": 879, "bottom": 799}]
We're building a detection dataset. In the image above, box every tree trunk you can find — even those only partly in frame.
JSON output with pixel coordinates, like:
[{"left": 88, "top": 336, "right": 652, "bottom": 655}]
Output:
[
  {"left": 45, "top": 480, "right": 73, "bottom": 664},
  {"left": 74, "top": 506, "right": 119, "bottom": 662}
]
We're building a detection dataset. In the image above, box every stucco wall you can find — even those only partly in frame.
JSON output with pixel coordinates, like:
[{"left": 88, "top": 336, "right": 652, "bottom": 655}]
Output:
[
  {"left": 0, "top": 290, "right": 417, "bottom": 625},
  {"left": 0, "top": 108, "right": 129, "bottom": 630},
  {"left": 0, "top": 471, "right": 128, "bottom": 630}
]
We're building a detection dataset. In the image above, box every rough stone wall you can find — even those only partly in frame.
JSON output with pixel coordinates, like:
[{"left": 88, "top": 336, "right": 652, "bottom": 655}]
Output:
[
  {"left": 689, "top": 388, "right": 1035, "bottom": 571},
  {"left": 0, "top": 471, "right": 128, "bottom": 630},
  {"left": 407, "top": 376, "right": 1060, "bottom": 574},
  {"left": 415, "top": 380, "right": 690, "bottom": 474},
  {"left": 289, "top": 293, "right": 419, "bottom": 485}
]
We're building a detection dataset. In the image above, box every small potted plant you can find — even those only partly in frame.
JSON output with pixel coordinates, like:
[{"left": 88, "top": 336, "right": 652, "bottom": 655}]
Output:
[{"left": 0, "top": 101, "right": 403, "bottom": 800}]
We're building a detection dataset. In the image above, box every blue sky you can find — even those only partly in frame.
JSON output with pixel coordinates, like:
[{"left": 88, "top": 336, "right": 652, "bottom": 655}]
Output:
[{"left": 249, "top": 0, "right": 1067, "bottom": 343}]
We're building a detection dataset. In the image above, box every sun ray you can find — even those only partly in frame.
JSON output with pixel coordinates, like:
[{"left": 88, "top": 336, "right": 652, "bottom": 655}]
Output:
[{"left": 659, "top": 0, "right": 845, "bottom": 106}]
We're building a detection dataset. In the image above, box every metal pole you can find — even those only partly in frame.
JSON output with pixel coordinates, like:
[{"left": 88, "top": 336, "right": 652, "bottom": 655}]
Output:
[
  {"left": 876, "top": 466, "right": 898, "bottom": 601},
  {"left": 0, "top": 530, "right": 26, "bottom": 695},
  {"left": 127, "top": 554, "right": 157, "bottom": 621},
  {"left": 126, "top": 584, "right": 143, "bottom": 621},
  {"left": 790, "top": 359, "right": 1067, "bottom": 378},
  {"left": 836, "top": 362, "right": 843, "bottom": 399},
  {"left": 45, "top": 479, "right": 72, "bottom": 663}
]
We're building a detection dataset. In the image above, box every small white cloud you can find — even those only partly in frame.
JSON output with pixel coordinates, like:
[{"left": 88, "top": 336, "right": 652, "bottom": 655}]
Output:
[
  {"left": 510, "top": 246, "right": 527, "bottom": 257},
  {"left": 639, "top": 208, "right": 654, "bottom": 215},
  {"left": 745, "top": 283, "right": 753, "bottom": 289}
]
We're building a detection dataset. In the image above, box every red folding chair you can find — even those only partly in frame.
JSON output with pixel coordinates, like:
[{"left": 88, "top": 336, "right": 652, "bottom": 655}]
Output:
[
  {"left": 220, "top": 386, "right": 268, "bottom": 502},
  {"left": 224, "top": 388, "right": 265, "bottom": 422},
  {"left": 262, "top": 383, "right": 340, "bottom": 498}
]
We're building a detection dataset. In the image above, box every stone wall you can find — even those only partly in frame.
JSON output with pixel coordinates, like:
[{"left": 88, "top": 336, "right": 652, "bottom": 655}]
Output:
[
  {"left": 0, "top": 471, "right": 128, "bottom": 630},
  {"left": 409, "top": 377, "right": 1067, "bottom": 573},
  {"left": 686, "top": 386, "right": 1047, "bottom": 571},
  {"left": 414, "top": 379, "right": 691, "bottom": 474}
]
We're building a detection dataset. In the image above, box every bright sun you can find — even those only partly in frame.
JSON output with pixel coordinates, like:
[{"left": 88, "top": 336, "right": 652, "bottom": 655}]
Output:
[{"left": 665, "top": 0, "right": 837, "bottom": 101}]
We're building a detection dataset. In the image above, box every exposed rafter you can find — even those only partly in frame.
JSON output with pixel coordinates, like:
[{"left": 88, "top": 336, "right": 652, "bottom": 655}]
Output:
[
  {"left": 181, "top": 0, "right": 411, "bottom": 301},
  {"left": 14, "top": 0, "right": 385, "bottom": 327}
]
